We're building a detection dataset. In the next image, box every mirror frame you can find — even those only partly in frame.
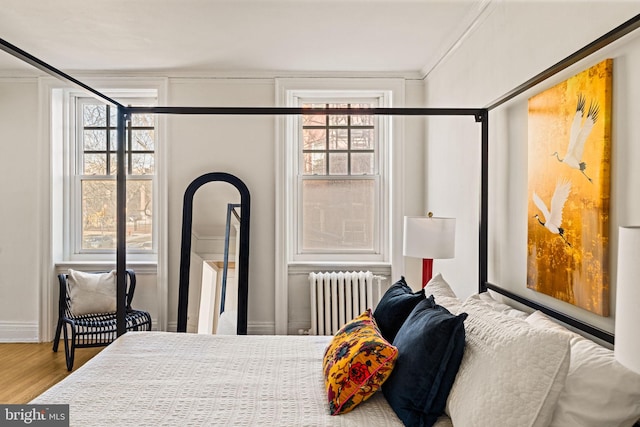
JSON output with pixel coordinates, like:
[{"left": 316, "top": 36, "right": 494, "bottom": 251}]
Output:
[{"left": 177, "top": 172, "right": 251, "bottom": 334}]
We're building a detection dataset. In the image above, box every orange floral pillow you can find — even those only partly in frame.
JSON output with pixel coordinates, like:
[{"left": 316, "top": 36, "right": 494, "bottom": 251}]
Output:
[{"left": 322, "top": 309, "right": 398, "bottom": 415}]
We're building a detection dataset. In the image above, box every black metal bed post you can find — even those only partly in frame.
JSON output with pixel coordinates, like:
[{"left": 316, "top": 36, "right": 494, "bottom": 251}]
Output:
[
  {"left": 127, "top": 106, "right": 483, "bottom": 117},
  {"left": 478, "top": 110, "right": 489, "bottom": 294},
  {"left": 116, "top": 107, "right": 128, "bottom": 336}
]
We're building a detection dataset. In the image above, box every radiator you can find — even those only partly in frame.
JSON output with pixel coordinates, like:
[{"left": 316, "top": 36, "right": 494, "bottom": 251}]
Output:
[{"left": 309, "top": 271, "right": 383, "bottom": 335}]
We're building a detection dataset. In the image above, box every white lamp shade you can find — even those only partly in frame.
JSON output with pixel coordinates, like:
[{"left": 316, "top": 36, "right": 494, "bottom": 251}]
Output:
[
  {"left": 403, "top": 216, "right": 456, "bottom": 259},
  {"left": 615, "top": 226, "right": 640, "bottom": 374}
]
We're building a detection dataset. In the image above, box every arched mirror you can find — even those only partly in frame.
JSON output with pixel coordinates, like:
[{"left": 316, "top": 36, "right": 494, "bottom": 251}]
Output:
[{"left": 177, "top": 172, "right": 250, "bottom": 334}]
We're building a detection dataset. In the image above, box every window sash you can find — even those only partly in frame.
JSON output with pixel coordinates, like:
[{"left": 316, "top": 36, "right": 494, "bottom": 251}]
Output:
[
  {"left": 301, "top": 102, "right": 377, "bottom": 177},
  {"left": 72, "top": 96, "right": 156, "bottom": 255},
  {"left": 297, "top": 175, "right": 380, "bottom": 255},
  {"left": 74, "top": 175, "right": 154, "bottom": 254},
  {"left": 76, "top": 98, "right": 155, "bottom": 177},
  {"left": 294, "top": 95, "right": 386, "bottom": 260}
]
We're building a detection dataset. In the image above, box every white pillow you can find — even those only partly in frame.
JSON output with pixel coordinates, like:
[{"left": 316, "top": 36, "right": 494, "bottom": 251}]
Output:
[
  {"left": 425, "top": 273, "right": 462, "bottom": 313},
  {"left": 67, "top": 269, "right": 117, "bottom": 316},
  {"left": 526, "top": 310, "right": 580, "bottom": 337},
  {"left": 477, "top": 291, "right": 530, "bottom": 319},
  {"left": 527, "top": 311, "right": 640, "bottom": 427},
  {"left": 446, "top": 295, "right": 570, "bottom": 427}
]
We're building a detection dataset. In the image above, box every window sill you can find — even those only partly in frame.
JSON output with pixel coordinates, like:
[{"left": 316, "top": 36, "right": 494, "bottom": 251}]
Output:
[{"left": 55, "top": 260, "right": 157, "bottom": 275}]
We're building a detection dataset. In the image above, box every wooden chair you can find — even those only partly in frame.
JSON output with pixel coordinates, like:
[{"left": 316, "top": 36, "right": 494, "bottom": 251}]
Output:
[{"left": 52, "top": 269, "right": 152, "bottom": 370}]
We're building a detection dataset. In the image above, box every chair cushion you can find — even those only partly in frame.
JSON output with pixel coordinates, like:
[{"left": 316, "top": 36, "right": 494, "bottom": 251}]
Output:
[
  {"left": 323, "top": 309, "right": 398, "bottom": 415},
  {"left": 373, "top": 276, "right": 427, "bottom": 343},
  {"left": 67, "top": 269, "right": 117, "bottom": 316},
  {"left": 382, "top": 299, "right": 467, "bottom": 427}
]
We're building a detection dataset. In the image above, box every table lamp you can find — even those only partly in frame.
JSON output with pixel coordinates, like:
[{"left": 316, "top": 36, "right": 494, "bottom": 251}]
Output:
[{"left": 403, "top": 213, "right": 456, "bottom": 288}]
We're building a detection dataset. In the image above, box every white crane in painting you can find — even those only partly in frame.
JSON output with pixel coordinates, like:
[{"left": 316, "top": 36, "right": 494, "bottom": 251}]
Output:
[
  {"left": 533, "top": 180, "right": 572, "bottom": 247},
  {"left": 552, "top": 94, "right": 599, "bottom": 183}
]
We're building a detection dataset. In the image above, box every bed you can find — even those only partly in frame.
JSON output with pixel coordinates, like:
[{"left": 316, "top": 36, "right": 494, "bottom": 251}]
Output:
[
  {"left": 33, "top": 332, "right": 408, "bottom": 426},
  {"left": 31, "top": 275, "right": 640, "bottom": 426},
  {"left": 10, "top": 11, "right": 640, "bottom": 427}
]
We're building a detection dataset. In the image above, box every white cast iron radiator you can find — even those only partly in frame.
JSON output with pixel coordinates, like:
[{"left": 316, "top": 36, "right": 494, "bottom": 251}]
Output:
[{"left": 309, "top": 271, "right": 383, "bottom": 335}]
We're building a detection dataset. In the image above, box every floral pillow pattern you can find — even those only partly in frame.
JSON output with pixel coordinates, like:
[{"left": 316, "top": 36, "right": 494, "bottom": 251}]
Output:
[{"left": 322, "top": 309, "right": 398, "bottom": 415}]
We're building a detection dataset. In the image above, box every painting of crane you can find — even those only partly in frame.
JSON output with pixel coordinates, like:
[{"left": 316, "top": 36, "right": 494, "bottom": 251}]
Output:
[
  {"left": 527, "top": 59, "right": 612, "bottom": 316},
  {"left": 533, "top": 180, "right": 572, "bottom": 247},
  {"left": 552, "top": 94, "right": 599, "bottom": 183}
]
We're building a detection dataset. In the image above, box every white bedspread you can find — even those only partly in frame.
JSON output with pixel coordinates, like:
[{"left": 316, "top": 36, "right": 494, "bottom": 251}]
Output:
[{"left": 33, "top": 332, "right": 438, "bottom": 426}]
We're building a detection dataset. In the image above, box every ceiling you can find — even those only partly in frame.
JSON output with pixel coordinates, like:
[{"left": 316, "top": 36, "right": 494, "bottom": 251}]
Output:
[{"left": 0, "top": 0, "right": 490, "bottom": 77}]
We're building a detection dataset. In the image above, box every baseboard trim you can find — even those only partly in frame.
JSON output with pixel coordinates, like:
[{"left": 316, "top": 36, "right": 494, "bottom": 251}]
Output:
[
  {"left": 0, "top": 322, "right": 39, "bottom": 343},
  {"left": 166, "top": 321, "right": 178, "bottom": 332}
]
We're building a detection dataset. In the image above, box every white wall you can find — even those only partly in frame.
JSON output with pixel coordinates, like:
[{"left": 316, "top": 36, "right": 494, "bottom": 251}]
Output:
[
  {"left": 0, "top": 73, "right": 425, "bottom": 341},
  {"left": 166, "top": 78, "right": 277, "bottom": 332},
  {"left": 425, "top": 2, "right": 640, "bottom": 333},
  {"left": 0, "top": 79, "right": 40, "bottom": 341}
]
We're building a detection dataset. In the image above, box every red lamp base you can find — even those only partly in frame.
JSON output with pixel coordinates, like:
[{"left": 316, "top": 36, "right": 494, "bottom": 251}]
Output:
[{"left": 422, "top": 258, "right": 434, "bottom": 288}]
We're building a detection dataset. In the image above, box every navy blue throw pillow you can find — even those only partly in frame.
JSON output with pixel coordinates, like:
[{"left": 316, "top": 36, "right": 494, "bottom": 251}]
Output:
[
  {"left": 382, "top": 299, "right": 467, "bottom": 427},
  {"left": 373, "top": 277, "right": 429, "bottom": 343}
]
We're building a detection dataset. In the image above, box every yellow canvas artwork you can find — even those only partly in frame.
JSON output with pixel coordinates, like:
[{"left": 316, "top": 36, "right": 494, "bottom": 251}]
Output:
[{"left": 527, "top": 59, "right": 612, "bottom": 316}]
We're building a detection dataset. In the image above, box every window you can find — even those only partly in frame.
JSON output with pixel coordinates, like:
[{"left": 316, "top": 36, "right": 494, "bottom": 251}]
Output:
[
  {"left": 286, "top": 90, "right": 391, "bottom": 263},
  {"left": 300, "top": 102, "right": 378, "bottom": 253},
  {"left": 71, "top": 94, "right": 156, "bottom": 256}
]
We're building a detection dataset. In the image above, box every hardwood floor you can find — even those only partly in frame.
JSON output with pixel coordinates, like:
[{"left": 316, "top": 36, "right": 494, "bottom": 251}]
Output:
[{"left": 0, "top": 342, "right": 102, "bottom": 404}]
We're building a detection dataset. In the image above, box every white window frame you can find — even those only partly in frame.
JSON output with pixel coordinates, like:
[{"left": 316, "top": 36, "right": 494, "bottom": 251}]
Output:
[
  {"left": 63, "top": 88, "right": 159, "bottom": 263},
  {"left": 71, "top": 94, "right": 156, "bottom": 258},
  {"left": 275, "top": 78, "right": 405, "bottom": 335},
  {"left": 291, "top": 92, "right": 390, "bottom": 263}
]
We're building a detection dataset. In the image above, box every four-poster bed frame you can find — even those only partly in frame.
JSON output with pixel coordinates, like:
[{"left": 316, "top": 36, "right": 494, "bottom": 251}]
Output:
[{"left": 2, "top": 13, "right": 640, "bottom": 345}]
